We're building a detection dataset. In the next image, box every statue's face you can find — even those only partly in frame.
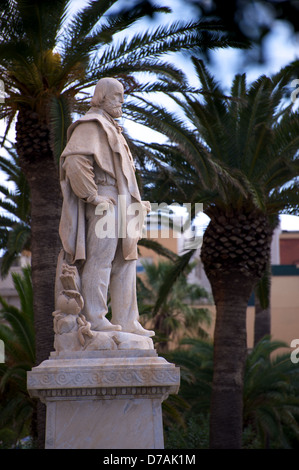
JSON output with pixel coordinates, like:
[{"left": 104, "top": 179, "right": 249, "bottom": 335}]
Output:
[{"left": 101, "top": 82, "right": 124, "bottom": 118}]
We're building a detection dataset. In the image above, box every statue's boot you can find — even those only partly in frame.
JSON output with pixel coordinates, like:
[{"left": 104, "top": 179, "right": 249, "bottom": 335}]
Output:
[
  {"left": 123, "top": 320, "right": 155, "bottom": 337},
  {"left": 92, "top": 316, "right": 122, "bottom": 332}
]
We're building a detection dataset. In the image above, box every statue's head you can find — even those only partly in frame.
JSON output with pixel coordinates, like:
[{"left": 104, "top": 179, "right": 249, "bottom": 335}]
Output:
[{"left": 91, "top": 77, "right": 124, "bottom": 118}]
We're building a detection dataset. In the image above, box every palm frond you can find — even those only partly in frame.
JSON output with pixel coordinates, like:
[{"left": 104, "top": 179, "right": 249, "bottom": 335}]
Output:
[
  {"left": 0, "top": 267, "right": 34, "bottom": 363},
  {"left": 153, "top": 249, "right": 196, "bottom": 316},
  {"left": 11, "top": 267, "right": 33, "bottom": 319},
  {"left": 268, "top": 181, "right": 299, "bottom": 216},
  {"left": 49, "top": 93, "right": 72, "bottom": 161},
  {"left": 138, "top": 238, "right": 178, "bottom": 263},
  {"left": 6, "top": 222, "right": 30, "bottom": 254}
]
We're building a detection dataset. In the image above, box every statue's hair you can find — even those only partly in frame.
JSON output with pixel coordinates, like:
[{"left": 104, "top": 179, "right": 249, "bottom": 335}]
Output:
[{"left": 90, "top": 77, "right": 123, "bottom": 107}]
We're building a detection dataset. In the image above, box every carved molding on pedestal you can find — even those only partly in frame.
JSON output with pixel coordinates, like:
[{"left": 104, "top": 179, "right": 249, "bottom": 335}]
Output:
[
  {"left": 27, "top": 354, "right": 180, "bottom": 404},
  {"left": 30, "top": 385, "right": 175, "bottom": 402}
]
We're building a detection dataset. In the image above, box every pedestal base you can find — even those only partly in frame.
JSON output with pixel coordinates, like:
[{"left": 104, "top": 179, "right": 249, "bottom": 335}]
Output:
[{"left": 27, "top": 350, "right": 180, "bottom": 449}]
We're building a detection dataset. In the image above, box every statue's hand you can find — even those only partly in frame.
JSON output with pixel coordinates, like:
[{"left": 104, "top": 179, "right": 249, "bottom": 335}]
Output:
[
  {"left": 93, "top": 195, "right": 116, "bottom": 212},
  {"left": 142, "top": 200, "right": 151, "bottom": 214}
]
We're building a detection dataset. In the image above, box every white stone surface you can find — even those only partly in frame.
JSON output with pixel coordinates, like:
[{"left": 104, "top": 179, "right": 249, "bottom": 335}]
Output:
[
  {"left": 45, "top": 398, "right": 164, "bottom": 449},
  {"left": 27, "top": 353, "right": 179, "bottom": 391},
  {"left": 27, "top": 352, "right": 180, "bottom": 449},
  {"left": 53, "top": 328, "right": 154, "bottom": 353}
]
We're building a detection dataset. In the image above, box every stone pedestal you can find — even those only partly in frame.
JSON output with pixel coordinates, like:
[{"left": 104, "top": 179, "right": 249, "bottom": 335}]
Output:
[{"left": 27, "top": 350, "right": 180, "bottom": 449}]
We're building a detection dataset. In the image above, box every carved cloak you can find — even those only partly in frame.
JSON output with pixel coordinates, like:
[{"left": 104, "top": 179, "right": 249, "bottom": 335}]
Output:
[{"left": 59, "top": 109, "right": 145, "bottom": 264}]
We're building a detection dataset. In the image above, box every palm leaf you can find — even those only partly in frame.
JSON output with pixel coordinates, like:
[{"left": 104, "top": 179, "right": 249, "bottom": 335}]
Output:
[
  {"left": 0, "top": 267, "right": 34, "bottom": 362},
  {"left": 49, "top": 93, "right": 72, "bottom": 161},
  {"left": 138, "top": 238, "right": 178, "bottom": 263},
  {"left": 153, "top": 249, "right": 196, "bottom": 316}
]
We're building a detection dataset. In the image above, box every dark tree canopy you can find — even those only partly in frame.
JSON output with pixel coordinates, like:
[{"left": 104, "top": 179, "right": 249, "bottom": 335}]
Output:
[{"left": 135, "top": 0, "right": 299, "bottom": 65}]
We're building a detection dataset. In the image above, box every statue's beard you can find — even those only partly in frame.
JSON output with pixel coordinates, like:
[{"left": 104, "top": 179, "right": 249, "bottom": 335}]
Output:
[
  {"left": 103, "top": 104, "right": 122, "bottom": 119},
  {"left": 111, "top": 107, "right": 122, "bottom": 118}
]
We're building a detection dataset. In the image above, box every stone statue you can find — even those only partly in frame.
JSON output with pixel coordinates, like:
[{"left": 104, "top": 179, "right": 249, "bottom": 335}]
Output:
[{"left": 53, "top": 77, "right": 154, "bottom": 352}]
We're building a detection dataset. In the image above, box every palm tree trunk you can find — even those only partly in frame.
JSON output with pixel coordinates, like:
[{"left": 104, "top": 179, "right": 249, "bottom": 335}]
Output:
[
  {"left": 16, "top": 110, "right": 62, "bottom": 363},
  {"left": 201, "top": 210, "right": 272, "bottom": 448},
  {"left": 20, "top": 153, "right": 62, "bottom": 448},
  {"left": 209, "top": 274, "right": 253, "bottom": 449},
  {"left": 19, "top": 153, "right": 62, "bottom": 364},
  {"left": 16, "top": 110, "right": 62, "bottom": 448}
]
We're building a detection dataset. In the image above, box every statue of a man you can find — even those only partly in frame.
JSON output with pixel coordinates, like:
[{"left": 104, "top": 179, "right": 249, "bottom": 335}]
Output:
[{"left": 57, "top": 77, "right": 153, "bottom": 338}]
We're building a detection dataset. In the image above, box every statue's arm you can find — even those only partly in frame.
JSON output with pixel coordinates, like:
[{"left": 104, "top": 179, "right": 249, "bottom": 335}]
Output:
[
  {"left": 62, "top": 155, "right": 115, "bottom": 206},
  {"left": 62, "top": 154, "right": 99, "bottom": 204}
]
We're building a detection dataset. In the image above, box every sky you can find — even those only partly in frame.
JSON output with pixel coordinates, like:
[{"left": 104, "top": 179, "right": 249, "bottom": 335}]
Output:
[{"left": 1, "top": 0, "right": 299, "bottom": 232}]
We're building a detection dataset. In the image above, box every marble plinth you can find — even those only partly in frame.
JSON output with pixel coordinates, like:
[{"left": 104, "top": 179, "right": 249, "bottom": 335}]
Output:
[{"left": 27, "top": 350, "right": 180, "bottom": 449}]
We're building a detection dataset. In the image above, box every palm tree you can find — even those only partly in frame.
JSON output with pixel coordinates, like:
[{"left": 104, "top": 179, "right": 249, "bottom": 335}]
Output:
[
  {"left": 166, "top": 337, "right": 213, "bottom": 413},
  {"left": 244, "top": 336, "right": 299, "bottom": 448},
  {"left": 126, "top": 58, "right": 299, "bottom": 448},
  {"left": 0, "top": 266, "right": 35, "bottom": 447},
  {"left": 0, "top": 0, "right": 233, "bottom": 372},
  {"left": 138, "top": 260, "right": 211, "bottom": 351},
  {"left": 0, "top": 142, "right": 31, "bottom": 277},
  {"left": 166, "top": 336, "right": 299, "bottom": 448}
]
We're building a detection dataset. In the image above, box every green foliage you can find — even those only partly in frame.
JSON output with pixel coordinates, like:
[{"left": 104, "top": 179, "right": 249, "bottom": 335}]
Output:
[
  {"left": 129, "top": 59, "right": 299, "bottom": 325},
  {"left": 164, "top": 413, "right": 210, "bottom": 449},
  {"left": 0, "top": 143, "right": 31, "bottom": 277},
  {"left": 164, "top": 336, "right": 299, "bottom": 448},
  {"left": 0, "top": 266, "right": 35, "bottom": 446},
  {"left": 244, "top": 336, "right": 299, "bottom": 448},
  {"left": 128, "top": 58, "right": 299, "bottom": 218},
  {"left": 165, "top": 338, "right": 213, "bottom": 413},
  {"left": 0, "top": 0, "right": 233, "bottom": 154},
  {"left": 138, "top": 260, "right": 211, "bottom": 350}
]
